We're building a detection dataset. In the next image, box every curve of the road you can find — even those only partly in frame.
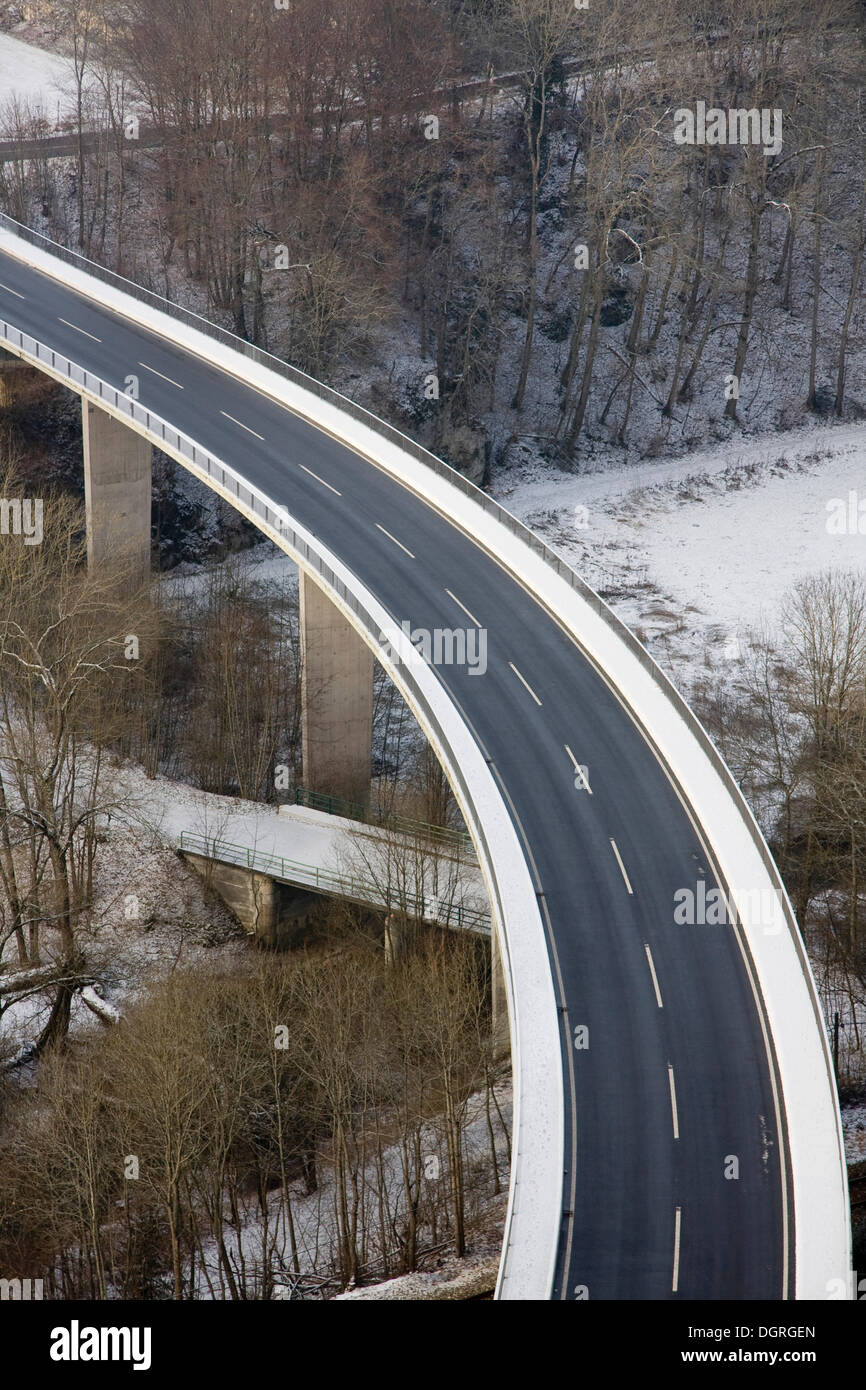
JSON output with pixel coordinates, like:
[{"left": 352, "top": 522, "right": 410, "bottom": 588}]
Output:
[{"left": 0, "top": 223, "right": 851, "bottom": 1301}]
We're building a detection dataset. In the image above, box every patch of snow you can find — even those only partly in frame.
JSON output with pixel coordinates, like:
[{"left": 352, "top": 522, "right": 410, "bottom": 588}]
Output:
[
  {"left": 334, "top": 1253, "right": 497, "bottom": 1299},
  {"left": 842, "top": 1103, "right": 866, "bottom": 1165},
  {"left": 495, "top": 422, "right": 866, "bottom": 690},
  {"left": 80, "top": 983, "right": 122, "bottom": 1025},
  {"left": 0, "top": 33, "right": 77, "bottom": 125}
]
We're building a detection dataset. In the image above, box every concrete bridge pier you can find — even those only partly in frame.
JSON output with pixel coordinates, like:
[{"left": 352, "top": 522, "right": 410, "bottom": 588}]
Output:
[
  {"left": 300, "top": 570, "right": 374, "bottom": 807},
  {"left": 181, "top": 851, "right": 320, "bottom": 948},
  {"left": 384, "top": 911, "right": 418, "bottom": 966},
  {"left": 82, "top": 400, "right": 151, "bottom": 590}
]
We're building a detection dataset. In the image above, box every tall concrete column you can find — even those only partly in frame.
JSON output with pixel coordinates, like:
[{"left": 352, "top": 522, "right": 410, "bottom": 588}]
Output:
[
  {"left": 82, "top": 400, "right": 151, "bottom": 590},
  {"left": 300, "top": 570, "right": 373, "bottom": 806}
]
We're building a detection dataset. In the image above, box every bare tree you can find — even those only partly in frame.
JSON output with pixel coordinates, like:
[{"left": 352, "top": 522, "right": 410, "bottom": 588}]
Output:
[{"left": 0, "top": 478, "right": 154, "bottom": 1052}]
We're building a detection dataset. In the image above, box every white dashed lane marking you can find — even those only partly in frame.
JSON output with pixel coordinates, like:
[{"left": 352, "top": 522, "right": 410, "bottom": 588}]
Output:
[
  {"left": 644, "top": 944, "right": 663, "bottom": 1008},
  {"left": 445, "top": 588, "right": 482, "bottom": 628},
  {"left": 220, "top": 410, "right": 265, "bottom": 441},
  {"left": 375, "top": 522, "right": 415, "bottom": 558},
  {"left": 138, "top": 361, "right": 184, "bottom": 389},
  {"left": 58, "top": 316, "right": 101, "bottom": 342},
  {"left": 609, "top": 838, "right": 633, "bottom": 894},
  {"left": 299, "top": 463, "right": 341, "bottom": 496},
  {"left": 508, "top": 662, "right": 542, "bottom": 706}
]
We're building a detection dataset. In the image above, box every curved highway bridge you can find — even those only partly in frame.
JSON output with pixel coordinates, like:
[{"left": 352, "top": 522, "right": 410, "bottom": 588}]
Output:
[{"left": 0, "top": 217, "right": 850, "bottom": 1300}]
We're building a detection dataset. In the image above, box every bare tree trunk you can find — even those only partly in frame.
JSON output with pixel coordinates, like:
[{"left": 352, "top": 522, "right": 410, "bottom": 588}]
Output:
[
  {"left": 806, "top": 146, "right": 826, "bottom": 411},
  {"left": 725, "top": 196, "right": 763, "bottom": 421},
  {"left": 835, "top": 177, "right": 866, "bottom": 416}
]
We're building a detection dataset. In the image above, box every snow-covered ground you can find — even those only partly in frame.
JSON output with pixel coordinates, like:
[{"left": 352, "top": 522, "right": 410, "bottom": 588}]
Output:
[
  {"left": 496, "top": 420, "right": 866, "bottom": 689},
  {"left": 0, "top": 32, "right": 77, "bottom": 126},
  {"left": 160, "top": 541, "right": 299, "bottom": 599},
  {"left": 334, "top": 1252, "right": 498, "bottom": 1299},
  {"left": 845, "top": 1103, "right": 866, "bottom": 1164}
]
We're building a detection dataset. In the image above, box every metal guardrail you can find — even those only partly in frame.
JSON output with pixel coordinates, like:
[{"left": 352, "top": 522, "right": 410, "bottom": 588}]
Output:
[
  {"left": 292, "top": 785, "right": 475, "bottom": 857},
  {"left": 179, "top": 830, "right": 489, "bottom": 933}
]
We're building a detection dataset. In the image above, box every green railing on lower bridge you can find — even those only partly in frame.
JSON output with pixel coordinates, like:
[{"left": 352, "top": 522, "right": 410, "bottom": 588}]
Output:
[{"left": 179, "top": 830, "right": 490, "bottom": 934}]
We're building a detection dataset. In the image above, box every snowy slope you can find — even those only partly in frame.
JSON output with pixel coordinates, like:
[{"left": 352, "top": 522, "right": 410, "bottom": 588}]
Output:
[
  {"left": 497, "top": 421, "right": 866, "bottom": 685},
  {"left": 0, "top": 32, "right": 76, "bottom": 124}
]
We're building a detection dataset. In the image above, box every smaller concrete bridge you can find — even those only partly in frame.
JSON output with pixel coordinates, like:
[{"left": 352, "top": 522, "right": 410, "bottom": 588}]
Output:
[
  {"left": 179, "top": 809, "right": 490, "bottom": 942},
  {"left": 176, "top": 799, "right": 503, "bottom": 1040}
]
